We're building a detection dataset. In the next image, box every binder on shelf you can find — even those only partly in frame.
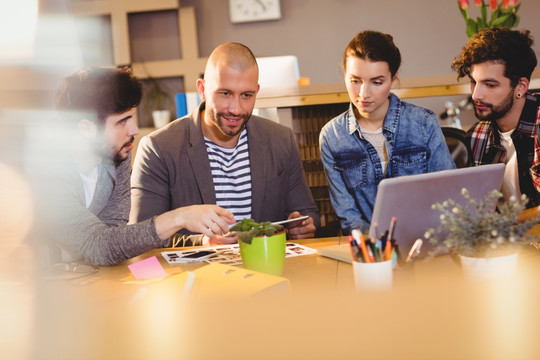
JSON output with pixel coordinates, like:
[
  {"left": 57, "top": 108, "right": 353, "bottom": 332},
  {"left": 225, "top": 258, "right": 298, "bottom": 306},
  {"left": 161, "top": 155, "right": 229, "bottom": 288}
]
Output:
[{"left": 175, "top": 92, "right": 202, "bottom": 118}]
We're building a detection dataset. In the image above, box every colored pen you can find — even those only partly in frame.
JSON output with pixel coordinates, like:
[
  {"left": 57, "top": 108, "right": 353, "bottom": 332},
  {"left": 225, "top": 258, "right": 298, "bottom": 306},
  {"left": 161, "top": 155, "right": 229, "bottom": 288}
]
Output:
[
  {"left": 391, "top": 248, "right": 397, "bottom": 268},
  {"left": 352, "top": 228, "right": 371, "bottom": 263},
  {"left": 385, "top": 217, "right": 396, "bottom": 260},
  {"left": 366, "top": 239, "right": 380, "bottom": 262},
  {"left": 347, "top": 236, "right": 363, "bottom": 262},
  {"left": 380, "top": 230, "right": 388, "bottom": 254},
  {"left": 391, "top": 239, "right": 403, "bottom": 267},
  {"left": 375, "top": 239, "right": 384, "bottom": 260},
  {"left": 351, "top": 240, "right": 363, "bottom": 262},
  {"left": 406, "top": 239, "right": 423, "bottom": 263}
]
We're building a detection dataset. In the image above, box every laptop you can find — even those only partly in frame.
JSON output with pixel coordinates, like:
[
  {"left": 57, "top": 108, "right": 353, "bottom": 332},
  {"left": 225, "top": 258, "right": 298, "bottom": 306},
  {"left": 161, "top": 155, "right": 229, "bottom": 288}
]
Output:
[{"left": 317, "top": 163, "right": 506, "bottom": 262}]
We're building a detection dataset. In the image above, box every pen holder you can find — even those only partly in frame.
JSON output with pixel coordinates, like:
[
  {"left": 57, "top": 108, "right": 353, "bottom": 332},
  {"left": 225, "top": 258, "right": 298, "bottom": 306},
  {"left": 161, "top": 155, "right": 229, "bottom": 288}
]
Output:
[{"left": 352, "top": 259, "right": 393, "bottom": 291}]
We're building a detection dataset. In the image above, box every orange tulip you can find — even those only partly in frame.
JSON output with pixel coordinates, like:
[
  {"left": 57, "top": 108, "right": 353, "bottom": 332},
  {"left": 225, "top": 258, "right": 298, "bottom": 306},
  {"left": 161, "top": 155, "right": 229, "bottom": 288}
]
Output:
[
  {"left": 508, "top": 0, "right": 519, "bottom": 7},
  {"left": 474, "top": 0, "right": 482, "bottom": 6},
  {"left": 489, "top": 0, "right": 497, "bottom": 10},
  {"left": 502, "top": 0, "right": 509, "bottom": 8},
  {"left": 459, "top": 0, "right": 470, "bottom": 10}
]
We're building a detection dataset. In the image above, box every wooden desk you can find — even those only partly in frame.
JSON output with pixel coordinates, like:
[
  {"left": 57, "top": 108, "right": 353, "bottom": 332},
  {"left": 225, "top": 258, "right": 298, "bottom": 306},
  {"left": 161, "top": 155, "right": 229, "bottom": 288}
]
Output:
[{"left": 27, "top": 238, "right": 540, "bottom": 359}]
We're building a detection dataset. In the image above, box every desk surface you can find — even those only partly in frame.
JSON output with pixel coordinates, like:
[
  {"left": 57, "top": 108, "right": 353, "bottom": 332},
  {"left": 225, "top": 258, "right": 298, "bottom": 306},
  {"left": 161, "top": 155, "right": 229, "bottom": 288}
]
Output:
[{"left": 24, "top": 237, "right": 540, "bottom": 359}]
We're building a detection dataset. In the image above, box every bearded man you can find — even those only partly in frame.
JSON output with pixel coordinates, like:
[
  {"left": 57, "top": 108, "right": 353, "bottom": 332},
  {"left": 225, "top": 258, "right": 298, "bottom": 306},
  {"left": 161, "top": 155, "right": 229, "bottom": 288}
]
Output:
[
  {"left": 36, "top": 67, "right": 235, "bottom": 266},
  {"left": 452, "top": 27, "right": 540, "bottom": 207}
]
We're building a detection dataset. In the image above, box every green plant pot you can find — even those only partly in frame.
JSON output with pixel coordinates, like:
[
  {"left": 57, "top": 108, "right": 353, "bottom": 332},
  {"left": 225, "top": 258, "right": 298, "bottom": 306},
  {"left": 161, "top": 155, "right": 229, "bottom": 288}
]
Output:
[{"left": 239, "top": 231, "right": 286, "bottom": 276}]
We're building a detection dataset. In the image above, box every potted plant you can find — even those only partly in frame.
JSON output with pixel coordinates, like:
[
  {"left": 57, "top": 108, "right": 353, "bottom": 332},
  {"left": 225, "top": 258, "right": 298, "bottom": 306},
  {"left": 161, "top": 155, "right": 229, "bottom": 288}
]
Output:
[
  {"left": 458, "top": 0, "right": 521, "bottom": 39},
  {"left": 144, "top": 77, "right": 174, "bottom": 129},
  {"left": 425, "top": 188, "right": 540, "bottom": 280},
  {"left": 230, "top": 219, "right": 286, "bottom": 276}
]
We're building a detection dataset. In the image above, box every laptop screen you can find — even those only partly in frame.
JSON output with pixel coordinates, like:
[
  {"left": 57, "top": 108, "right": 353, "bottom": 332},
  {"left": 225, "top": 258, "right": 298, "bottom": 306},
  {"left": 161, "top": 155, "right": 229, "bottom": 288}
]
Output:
[{"left": 368, "top": 163, "right": 505, "bottom": 257}]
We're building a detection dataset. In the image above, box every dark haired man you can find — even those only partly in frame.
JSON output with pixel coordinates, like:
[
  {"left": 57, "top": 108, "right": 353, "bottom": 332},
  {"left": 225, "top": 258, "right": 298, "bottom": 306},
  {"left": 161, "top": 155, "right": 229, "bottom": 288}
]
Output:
[
  {"left": 38, "top": 67, "right": 234, "bottom": 266},
  {"left": 130, "top": 43, "right": 320, "bottom": 245},
  {"left": 452, "top": 27, "right": 540, "bottom": 207}
]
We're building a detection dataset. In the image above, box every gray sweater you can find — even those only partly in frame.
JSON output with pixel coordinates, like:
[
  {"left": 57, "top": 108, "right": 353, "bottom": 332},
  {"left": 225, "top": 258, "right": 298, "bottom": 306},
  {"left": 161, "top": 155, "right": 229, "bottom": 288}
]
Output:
[{"left": 40, "top": 154, "right": 164, "bottom": 266}]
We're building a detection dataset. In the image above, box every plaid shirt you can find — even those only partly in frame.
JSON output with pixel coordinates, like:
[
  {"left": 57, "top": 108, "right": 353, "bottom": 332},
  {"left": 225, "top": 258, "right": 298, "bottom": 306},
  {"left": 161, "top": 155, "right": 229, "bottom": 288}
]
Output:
[{"left": 466, "top": 92, "right": 540, "bottom": 208}]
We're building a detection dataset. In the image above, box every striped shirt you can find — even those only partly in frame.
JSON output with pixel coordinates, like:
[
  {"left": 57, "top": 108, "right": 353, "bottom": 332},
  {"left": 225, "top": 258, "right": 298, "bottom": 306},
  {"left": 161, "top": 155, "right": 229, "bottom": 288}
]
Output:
[{"left": 205, "top": 129, "right": 252, "bottom": 221}]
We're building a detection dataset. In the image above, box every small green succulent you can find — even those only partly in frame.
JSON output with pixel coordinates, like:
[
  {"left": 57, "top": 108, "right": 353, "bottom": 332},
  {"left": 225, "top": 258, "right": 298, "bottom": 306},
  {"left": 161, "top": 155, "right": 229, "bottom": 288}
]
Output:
[{"left": 230, "top": 219, "right": 285, "bottom": 244}]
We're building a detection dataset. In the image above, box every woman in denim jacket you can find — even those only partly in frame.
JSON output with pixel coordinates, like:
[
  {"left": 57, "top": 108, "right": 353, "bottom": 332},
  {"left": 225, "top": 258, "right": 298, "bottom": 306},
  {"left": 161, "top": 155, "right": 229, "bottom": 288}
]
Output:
[{"left": 320, "top": 31, "right": 455, "bottom": 235}]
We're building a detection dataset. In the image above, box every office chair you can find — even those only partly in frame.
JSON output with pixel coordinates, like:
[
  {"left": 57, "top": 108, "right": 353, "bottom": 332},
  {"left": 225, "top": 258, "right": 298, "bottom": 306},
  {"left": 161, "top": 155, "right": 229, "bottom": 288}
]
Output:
[{"left": 441, "top": 127, "right": 473, "bottom": 168}]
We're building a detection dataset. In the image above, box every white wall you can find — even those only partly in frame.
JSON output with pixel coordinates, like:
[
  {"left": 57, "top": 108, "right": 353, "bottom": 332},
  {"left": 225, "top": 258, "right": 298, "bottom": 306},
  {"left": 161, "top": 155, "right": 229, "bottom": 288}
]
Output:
[
  {"left": 171, "top": 0, "right": 539, "bottom": 127},
  {"left": 181, "top": 0, "right": 540, "bottom": 84}
]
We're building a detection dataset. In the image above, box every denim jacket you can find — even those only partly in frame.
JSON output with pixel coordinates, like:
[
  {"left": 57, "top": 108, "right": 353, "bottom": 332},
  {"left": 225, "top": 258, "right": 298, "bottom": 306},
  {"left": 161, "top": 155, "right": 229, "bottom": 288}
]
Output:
[{"left": 319, "top": 93, "right": 455, "bottom": 234}]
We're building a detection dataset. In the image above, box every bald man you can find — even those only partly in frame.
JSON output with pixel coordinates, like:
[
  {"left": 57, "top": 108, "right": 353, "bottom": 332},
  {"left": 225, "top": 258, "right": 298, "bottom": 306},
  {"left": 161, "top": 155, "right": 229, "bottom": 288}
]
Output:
[{"left": 130, "top": 42, "right": 320, "bottom": 246}]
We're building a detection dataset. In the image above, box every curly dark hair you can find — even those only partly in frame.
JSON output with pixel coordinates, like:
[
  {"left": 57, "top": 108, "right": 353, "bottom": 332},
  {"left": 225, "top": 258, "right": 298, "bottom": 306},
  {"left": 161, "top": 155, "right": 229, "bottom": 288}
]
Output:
[
  {"left": 451, "top": 28, "right": 537, "bottom": 87},
  {"left": 343, "top": 30, "right": 402, "bottom": 77},
  {"left": 55, "top": 67, "right": 142, "bottom": 124}
]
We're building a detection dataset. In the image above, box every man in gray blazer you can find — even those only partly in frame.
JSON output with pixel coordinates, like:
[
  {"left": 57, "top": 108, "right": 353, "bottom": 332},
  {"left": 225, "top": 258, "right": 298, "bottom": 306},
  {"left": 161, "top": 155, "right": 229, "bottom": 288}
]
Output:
[
  {"left": 36, "top": 67, "right": 235, "bottom": 266},
  {"left": 130, "top": 42, "right": 320, "bottom": 246}
]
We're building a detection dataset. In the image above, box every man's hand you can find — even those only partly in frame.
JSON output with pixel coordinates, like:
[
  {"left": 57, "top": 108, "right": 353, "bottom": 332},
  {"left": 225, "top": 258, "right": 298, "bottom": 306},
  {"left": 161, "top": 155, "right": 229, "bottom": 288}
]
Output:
[
  {"left": 285, "top": 211, "right": 316, "bottom": 240},
  {"left": 202, "top": 233, "right": 238, "bottom": 246},
  {"left": 155, "top": 204, "right": 236, "bottom": 241},
  {"left": 175, "top": 205, "right": 236, "bottom": 237}
]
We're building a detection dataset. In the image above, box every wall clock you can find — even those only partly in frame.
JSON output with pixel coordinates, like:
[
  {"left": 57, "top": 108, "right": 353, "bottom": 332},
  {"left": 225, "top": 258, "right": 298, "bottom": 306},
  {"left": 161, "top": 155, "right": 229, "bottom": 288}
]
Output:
[{"left": 229, "top": 0, "right": 282, "bottom": 24}]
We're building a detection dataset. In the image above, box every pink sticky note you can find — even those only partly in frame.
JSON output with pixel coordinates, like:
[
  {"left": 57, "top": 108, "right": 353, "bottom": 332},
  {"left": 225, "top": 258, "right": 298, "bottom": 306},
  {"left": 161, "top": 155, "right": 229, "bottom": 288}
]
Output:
[{"left": 128, "top": 256, "right": 167, "bottom": 280}]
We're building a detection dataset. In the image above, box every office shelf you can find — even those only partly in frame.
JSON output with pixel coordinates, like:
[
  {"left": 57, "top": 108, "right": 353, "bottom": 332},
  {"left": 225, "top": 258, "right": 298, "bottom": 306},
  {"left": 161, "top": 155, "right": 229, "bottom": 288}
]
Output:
[{"left": 291, "top": 103, "right": 348, "bottom": 227}]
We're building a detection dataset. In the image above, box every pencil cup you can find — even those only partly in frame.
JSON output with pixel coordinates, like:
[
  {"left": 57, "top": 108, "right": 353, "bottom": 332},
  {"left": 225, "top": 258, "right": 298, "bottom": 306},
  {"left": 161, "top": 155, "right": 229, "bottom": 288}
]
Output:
[{"left": 352, "top": 259, "right": 393, "bottom": 291}]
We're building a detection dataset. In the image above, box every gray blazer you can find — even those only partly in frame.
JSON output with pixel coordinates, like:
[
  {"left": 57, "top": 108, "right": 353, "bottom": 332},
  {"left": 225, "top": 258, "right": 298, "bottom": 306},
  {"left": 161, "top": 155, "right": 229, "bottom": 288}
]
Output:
[{"left": 130, "top": 103, "right": 320, "bottom": 242}]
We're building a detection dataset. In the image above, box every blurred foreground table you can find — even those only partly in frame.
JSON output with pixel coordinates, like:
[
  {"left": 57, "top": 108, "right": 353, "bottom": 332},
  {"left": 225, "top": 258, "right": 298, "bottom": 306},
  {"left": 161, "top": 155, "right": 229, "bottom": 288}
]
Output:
[{"left": 29, "top": 237, "right": 540, "bottom": 360}]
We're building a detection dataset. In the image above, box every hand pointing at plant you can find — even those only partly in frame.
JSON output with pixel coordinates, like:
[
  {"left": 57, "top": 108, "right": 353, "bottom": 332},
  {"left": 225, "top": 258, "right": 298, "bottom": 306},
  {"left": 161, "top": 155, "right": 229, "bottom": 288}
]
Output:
[{"left": 285, "top": 211, "right": 316, "bottom": 240}]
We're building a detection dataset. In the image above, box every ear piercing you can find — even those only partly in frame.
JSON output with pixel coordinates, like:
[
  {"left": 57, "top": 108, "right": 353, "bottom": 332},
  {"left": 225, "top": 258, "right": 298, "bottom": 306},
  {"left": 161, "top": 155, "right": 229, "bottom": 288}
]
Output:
[{"left": 516, "top": 93, "right": 522, "bottom": 99}]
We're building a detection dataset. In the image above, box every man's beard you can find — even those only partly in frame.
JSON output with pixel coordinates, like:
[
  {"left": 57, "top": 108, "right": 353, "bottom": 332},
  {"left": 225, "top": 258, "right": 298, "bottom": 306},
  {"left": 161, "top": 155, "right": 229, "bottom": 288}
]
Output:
[
  {"left": 94, "top": 136, "right": 135, "bottom": 164},
  {"left": 474, "top": 88, "right": 514, "bottom": 122},
  {"left": 209, "top": 109, "right": 250, "bottom": 137}
]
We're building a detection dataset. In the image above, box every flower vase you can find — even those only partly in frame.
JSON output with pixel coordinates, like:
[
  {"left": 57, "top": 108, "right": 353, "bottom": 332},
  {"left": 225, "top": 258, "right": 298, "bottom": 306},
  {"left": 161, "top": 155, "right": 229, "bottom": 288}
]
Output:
[{"left": 459, "top": 252, "right": 519, "bottom": 282}]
